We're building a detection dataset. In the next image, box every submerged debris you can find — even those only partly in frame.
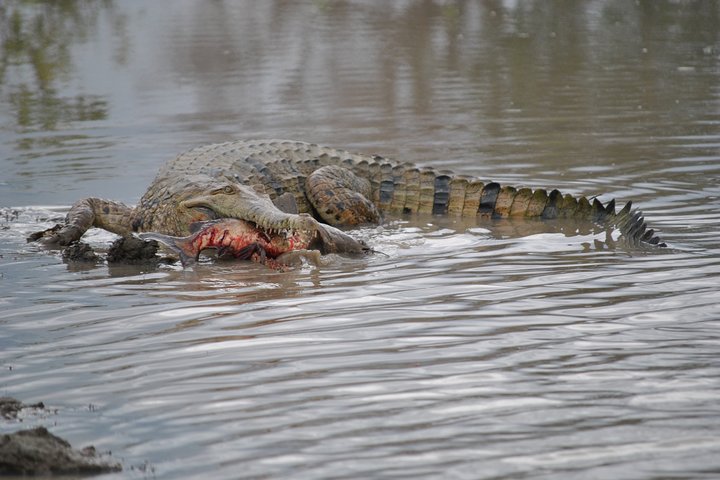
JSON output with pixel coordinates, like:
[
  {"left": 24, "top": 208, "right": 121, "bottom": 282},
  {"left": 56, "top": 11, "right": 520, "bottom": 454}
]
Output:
[
  {"left": 0, "top": 397, "right": 23, "bottom": 419},
  {"left": 0, "top": 397, "right": 45, "bottom": 419}
]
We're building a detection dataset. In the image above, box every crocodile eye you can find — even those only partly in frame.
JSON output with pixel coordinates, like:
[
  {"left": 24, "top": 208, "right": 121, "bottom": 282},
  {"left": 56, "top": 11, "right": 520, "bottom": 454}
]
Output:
[{"left": 212, "top": 185, "right": 236, "bottom": 195}]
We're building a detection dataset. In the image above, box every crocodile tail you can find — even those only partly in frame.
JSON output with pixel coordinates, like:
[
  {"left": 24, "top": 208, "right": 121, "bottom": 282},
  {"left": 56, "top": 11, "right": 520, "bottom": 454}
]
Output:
[
  {"left": 137, "top": 232, "right": 197, "bottom": 266},
  {"left": 345, "top": 157, "right": 665, "bottom": 247},
  {"left": 462, "top": 181, "right": 665, "bottom": 246},
  {"left": 612, "top": 200, "right": 666, "bottom": 247},
  {"left": 547, "top": 190, "right": 665, "bottom": 246}
]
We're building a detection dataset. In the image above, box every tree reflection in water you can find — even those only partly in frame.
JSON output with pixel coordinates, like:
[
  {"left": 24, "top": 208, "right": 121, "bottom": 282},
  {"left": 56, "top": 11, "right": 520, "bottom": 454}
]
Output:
[{"left": 0, "top": 1, "right": 110, "bottom": 133}]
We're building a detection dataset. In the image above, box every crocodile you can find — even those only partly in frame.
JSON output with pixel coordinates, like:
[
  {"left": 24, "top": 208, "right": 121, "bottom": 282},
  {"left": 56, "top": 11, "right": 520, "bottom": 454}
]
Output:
[{"left": 30, "top": 139, "right": 666, "bottom": 255}]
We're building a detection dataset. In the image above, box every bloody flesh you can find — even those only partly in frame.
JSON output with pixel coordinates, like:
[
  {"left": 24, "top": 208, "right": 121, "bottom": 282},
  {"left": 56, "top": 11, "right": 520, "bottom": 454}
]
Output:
[
  {"left": 188, "top": 222, "right": 311, "bottom": 258},
  {"left": 139, "top": 218, "right": 315, "bottom": 267}
]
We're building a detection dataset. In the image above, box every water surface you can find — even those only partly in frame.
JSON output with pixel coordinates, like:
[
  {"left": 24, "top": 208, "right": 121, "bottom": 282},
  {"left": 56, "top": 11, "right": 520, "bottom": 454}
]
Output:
[{"left": 1, "top": 1, "right": 720, "bottom": 479}]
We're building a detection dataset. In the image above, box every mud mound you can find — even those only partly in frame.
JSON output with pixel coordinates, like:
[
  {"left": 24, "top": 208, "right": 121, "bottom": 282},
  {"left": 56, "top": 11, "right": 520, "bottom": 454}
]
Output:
[
  {"left": 107, "top": 236, "right": 159, "bottom": 263},
  {"left": 0, "top": 427, "right": 121, "bottom": 476},
  {"left": 61, "top": 242, "right": 101, "bottom": 262},
  {"left": 1, "top": 397, "right": 121, "bottom": 475}
]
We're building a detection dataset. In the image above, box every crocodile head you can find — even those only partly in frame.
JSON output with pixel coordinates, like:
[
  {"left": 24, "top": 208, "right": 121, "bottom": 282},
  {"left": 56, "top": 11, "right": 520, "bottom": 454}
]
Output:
[
  {"left": 180, "top": 182, "right": 298, "bottom": 228},
  {"left": 177, "top": 181, "right": 369, "bottom": 255}
]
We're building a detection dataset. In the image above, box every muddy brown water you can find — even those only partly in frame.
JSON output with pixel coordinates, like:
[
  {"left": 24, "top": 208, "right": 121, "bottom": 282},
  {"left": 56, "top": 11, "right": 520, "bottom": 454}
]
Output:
[{"left": 1, "top": 2, "right": 720, "bottom": 479}]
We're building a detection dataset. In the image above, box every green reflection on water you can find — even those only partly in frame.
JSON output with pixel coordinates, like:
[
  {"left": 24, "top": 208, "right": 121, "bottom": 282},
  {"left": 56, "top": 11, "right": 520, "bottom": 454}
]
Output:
[{"left": 0, "top": 0, "right": 110, "bottom": 132}]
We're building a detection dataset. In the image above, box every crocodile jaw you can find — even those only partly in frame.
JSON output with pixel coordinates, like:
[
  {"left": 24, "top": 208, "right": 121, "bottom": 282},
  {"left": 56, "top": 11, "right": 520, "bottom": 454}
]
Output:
[
  {"left": 179, "top": 184, "right": 304, "bottom": 231},
  {"left": 179, "top": 200, "right": 368, "bottom": 255},
  {"left": 181, "top": 199, "right": 313, "bottom": 232},
  {"left": 179, "top": 184, "right": 370, "bottom": 255}
]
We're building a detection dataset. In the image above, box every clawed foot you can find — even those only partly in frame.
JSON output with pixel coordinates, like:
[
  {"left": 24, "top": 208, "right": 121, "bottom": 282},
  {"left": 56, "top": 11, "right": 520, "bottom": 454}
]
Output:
[
  {"left": 27, "top": 223, "right": 101, "bottom": 263},
  {"left": 27, "top": 224, "right": 83, "bottom": 247}
]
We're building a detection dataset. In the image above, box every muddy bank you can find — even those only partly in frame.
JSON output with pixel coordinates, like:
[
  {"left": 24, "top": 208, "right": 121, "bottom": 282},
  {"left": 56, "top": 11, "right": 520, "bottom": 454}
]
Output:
[
  {"left": 106, "top": 236, "right": 160, "bottom": 263},
  {"left": 61, "top": 241, "right": 102, "bottom": 263},
  {"left": 0, "top": 427, "right": 122, "bottom": 476},
  {"left": 0, "top": 398, "right": 122, "bottom": 476},
  {"left": 59, "top": 237, "right": 161, "bottom": 264}
]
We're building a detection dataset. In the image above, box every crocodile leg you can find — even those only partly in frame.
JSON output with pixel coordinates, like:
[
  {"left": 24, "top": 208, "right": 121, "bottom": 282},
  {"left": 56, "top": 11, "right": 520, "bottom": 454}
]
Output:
[
  {"left": 28, "top": 198, "right": 134, "bottom": 246},
  {"left": 305, "top": 165, "right": 381, "bottom": 227},
  {"left": 272, "top": 192, "right": 299, "bottom": 214}
]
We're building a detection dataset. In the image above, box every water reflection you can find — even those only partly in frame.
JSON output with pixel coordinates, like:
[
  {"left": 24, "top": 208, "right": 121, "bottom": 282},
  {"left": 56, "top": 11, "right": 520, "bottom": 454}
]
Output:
[
  {"left": 1, "top": 0, "right": 718, "bottom": 182},
  {"left": 1, "top": 1, "right": 110, "bottom": 132},
  {"left": 154, "top": 0, "right": 720, "bottom": 146}
]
